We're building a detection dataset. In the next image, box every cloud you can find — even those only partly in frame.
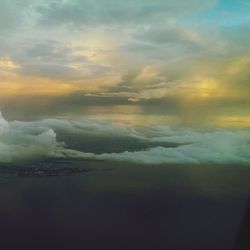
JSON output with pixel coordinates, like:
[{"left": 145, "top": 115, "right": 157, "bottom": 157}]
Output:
[
  {"left": 0, "top": 40, "right": 116, "bottom": 81},
  {"left": 0, "top": 0, "right": 26, "bottom": 34},
  {"left": 12, "top": 41, "right": 86, "bottom": 79},
  {"left": 0, "top": 113, "right": 60, "bottom": 163},
  {"left": 0, "top": 0, "right": 249, "bottom": 112},
  {"left": 98, "top": 64, "right": 200, "bottom": 102},
  {"left": 1, "top": 112, "right": 250, "bottom": 165},
  {"left": 37, "top": 0, "right": 218, "bottom": 27},
  {"left": 99, "top": 130, "right": 250, "bottom": 164}
]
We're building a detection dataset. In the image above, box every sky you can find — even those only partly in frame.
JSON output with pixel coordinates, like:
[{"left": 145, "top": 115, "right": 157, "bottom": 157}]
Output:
[{"left": 0, "top": 0, "right": 249, "bottom": 127}]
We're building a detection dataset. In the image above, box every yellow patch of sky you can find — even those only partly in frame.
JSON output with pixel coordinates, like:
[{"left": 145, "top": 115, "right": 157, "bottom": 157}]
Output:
[
  {"left": 178, "top": 76, "right": 222, "bottom": 103},
  {"left": 71, "top": 30, "right": 126, "bottom": 66},
  {"left": 225, "top": 55, "right": 250, "bottom": 76},
  {"left": 0, "top": 86, "right": 74, "bottom": 96},
  {"left": 134, "top": 66, "right": 161, "bottom": 82},
  {"left": 83, "top": 105, "right": 179, "bottom": 127},
  {"left": 0, "top": 37, "right": 249, "bottom": 102},
  {"left": 0, "top": 77, "right": 78, "bottom": 96},
  {"left": 192, "top": 77, "right": 220, "bottom": 98},
  {"left": 0, "top": 73, "right": 122, "bottom": 96},
  {"left": 66, "top": 31, "right": 126, "bottom": 90},
  {"left": 0, "top": 57, "right": 20, "bottom": 70},
  {"left": 214, "top": 115, "right": 250, "bottom": 128}
]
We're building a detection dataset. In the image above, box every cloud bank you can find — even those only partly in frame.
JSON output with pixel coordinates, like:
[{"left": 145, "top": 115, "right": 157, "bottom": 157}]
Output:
[
  {"left": 0, "top": 0, "right": 249, "bottom": 102},
  {"left": 0, "top": 112, "right": 250, "bottom": 165}
]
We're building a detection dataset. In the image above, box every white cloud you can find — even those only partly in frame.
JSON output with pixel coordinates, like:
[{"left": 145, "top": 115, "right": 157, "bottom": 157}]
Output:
[
  {"left": 0, "top": 112, "right": 250, "bottom": 165},
  {"left": 99, "top": 129, "right": 250, "bottom": 164}
]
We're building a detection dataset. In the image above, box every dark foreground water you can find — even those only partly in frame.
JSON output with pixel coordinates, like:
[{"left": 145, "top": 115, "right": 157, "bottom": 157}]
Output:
[{"left": 0, "top": 162, "right": 250, "bottom": 250}]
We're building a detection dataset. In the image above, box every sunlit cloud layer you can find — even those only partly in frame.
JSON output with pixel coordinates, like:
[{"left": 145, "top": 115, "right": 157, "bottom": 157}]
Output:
[{"left": 0, "top": 0, "right": 249, "bottom": 126}]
